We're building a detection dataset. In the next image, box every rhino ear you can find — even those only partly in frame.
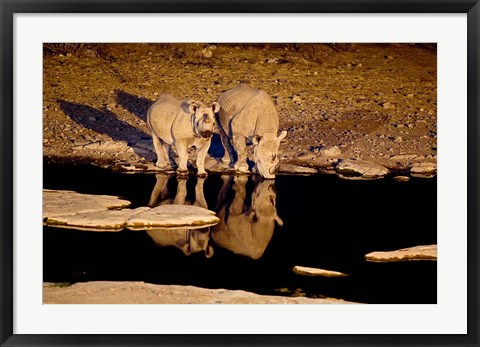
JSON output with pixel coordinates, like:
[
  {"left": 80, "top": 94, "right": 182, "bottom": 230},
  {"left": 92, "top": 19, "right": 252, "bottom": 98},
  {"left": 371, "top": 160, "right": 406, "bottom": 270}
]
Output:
[
  {"left": 211, "top": 102, "right": 220, "bottom": 113},
  {"left": 188, "top": 103, "right": 198, "bottom": 114},
  {"left": 252, "top": 135, "right": 263, "bottom": 145},
  {"left": 277, "top": 130, "right": 287, "bottom": 142}
]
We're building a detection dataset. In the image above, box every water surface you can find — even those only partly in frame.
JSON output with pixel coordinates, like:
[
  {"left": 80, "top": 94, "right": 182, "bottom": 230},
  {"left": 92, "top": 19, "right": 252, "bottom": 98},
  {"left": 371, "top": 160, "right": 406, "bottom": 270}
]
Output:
[{"left": 44, "top": 163, "right": 437, "bottom": 304}]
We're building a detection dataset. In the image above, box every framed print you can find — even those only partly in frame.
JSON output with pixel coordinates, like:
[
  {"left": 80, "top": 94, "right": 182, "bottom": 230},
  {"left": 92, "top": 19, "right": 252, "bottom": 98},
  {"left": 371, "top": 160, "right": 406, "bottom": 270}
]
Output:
[{"left": 1, "top": 0, "right": 479, "bottom": 346}]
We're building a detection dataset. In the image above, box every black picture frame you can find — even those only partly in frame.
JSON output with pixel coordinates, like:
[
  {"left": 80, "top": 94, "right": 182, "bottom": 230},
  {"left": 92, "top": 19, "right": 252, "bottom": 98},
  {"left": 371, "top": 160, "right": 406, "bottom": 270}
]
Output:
[{"left": 1, "top": 0, "right": 479, "bottom": 346}]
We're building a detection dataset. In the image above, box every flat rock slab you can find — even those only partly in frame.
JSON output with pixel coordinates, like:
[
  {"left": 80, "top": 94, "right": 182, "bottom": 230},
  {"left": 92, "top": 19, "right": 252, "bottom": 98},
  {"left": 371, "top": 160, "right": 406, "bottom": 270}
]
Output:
[
  {"left": 365, "top": 244, "right": 437, "bottom": 262},
  {"left": 43, "top": 189, "right": 131, "bottom": 219},
  {"left": 45, "top": 207, "right": 150, "bottom": 231},
  {"left": 278, "top": 163, "right": 318, "bottom": 175},
  {"left": 43, "top": 281, "right": 356, "bottom": 304},
  {"left": 292, "top": 266, "right": 348, "bottom": 277},
  {"left": 126, "top": 204, "right": 220, "bottom": 229},
  {"left": 335, "top": 159, "right": 388, "bottom": 179}
]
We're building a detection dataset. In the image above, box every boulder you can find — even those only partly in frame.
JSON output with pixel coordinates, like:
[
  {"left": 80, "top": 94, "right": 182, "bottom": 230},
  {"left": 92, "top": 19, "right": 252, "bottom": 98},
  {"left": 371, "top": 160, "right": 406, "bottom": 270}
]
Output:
[
  {"left": 43, "top": 189, "right": 131, "bottom": 219},
  {"left": 318, "top": 145, "right": 342, "bottom": 157},
  {"left": 365, "top": 244, "right": 437, "bottom": 262},
  {"left": 335, "top": 159, "right": 388, "bottom": 179},
  {"left": 126, "top": 204, "right": 220, "bottom": 229},
  {"left": 292, "top": 266, "right": 348, "bottom": 277}
]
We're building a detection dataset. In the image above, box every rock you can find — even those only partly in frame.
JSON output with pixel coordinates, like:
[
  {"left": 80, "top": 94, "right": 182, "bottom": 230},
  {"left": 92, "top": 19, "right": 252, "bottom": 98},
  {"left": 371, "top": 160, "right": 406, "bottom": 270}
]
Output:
[
  {"left": 292, "top": 95, "right": 302, "bottom": 103},
  {"left": 389, "top": 154, "right": 417, "bottom": 161},
  {"left": 318, "top": 145, "right": 341, "bottom": 157},
  {"left": 277, "top": 163, "right": 318, "bottom": 175},
  {"left": 81, "top": 140, "right": 131, "bottom": 152},
  {"left": 45, "top": 207, "right": 150, "bottom": 231},
  {"left": 43, "top": 190, "right": 131, "bottom": 219},
  {"left": 410, "top": 161, "right": 437, "bottom": 177},
  {"left": 43, "top": 281, "right": 356, "bottom": 304},
  {"left": 292, "top": 266, "right": 348, "bottom": 277},
  {"left": 126, "top": 204, "right": 220, "bottom": 229},
  {"left": 365, "top": 245, "right": 437, "bottom": 262},
  {"left": 335, "top": 159, "right": 388, "bottom": 179},
  {"left": 382, "top": 102, "right": 394, "bottom": 109},
  {"left": 392, "top": 175, "right": 410, "bottom": 182}
]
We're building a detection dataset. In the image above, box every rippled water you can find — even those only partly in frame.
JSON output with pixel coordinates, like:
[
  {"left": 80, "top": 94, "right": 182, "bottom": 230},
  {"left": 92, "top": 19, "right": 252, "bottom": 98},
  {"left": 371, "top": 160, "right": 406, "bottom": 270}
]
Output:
[{"left": 44, "top": 162, "right": 437, "bottom": 303}]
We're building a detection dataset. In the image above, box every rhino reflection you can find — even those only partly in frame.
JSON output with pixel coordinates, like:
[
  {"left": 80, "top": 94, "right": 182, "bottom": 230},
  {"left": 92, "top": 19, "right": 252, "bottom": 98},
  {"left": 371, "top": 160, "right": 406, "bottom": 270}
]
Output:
[
  {"left": 212, "top": 176, "right": 283, "bottom": 259},
  {"left": 146, "top": 174, "right": 213, "bottom": 258}
]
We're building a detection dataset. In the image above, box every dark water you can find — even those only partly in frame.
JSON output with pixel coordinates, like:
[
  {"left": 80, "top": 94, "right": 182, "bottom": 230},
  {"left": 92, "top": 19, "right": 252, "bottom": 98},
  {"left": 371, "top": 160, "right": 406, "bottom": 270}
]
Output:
[{"left": 43, "top": 163, "right": 437, "bottom": 304}]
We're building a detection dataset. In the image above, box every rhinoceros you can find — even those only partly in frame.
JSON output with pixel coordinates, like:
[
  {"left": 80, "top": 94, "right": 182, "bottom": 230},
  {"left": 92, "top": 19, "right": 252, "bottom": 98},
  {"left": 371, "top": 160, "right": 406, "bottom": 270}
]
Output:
[
  {"left": 212, "top": 175, "right": 283, "bottom": 259},
  {"left": 146, "top": 174, "right": 213, "bottom": 258},
  {"left": 217, "top": 84, "right": 287, "bottom": 179},
  {"left": 147, "top": 93, "right": 220, "bottom": 176}
]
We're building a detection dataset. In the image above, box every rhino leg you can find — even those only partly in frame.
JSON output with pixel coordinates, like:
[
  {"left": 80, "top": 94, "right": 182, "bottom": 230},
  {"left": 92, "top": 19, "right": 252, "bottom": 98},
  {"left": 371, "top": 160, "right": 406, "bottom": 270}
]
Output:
[
  {"left": 174, "top": 178, "right": 187, "bottom": 205},
  {"left": 219, "top": 127, "right": 235, "bottom": 165},
  {"left": 148, "top": 174, "right": 170, "bottom": 207},
  {"left": 195, "top": 140, "right": 210, "bottom": 176},
  {"left": 175, "top": 140, "right": 189, "bottom": 174},
  {"left": 231, "top": 176, "right": 248, "bottom": 214},
  {"left": 232, "top": 135, "right": 249, "bottom": 172},
  {"left": 152, "top": 134, "right": 170, "bottom": 170},
  {"left": 193, "top": 177, "right": 208, "bottom": 209}
]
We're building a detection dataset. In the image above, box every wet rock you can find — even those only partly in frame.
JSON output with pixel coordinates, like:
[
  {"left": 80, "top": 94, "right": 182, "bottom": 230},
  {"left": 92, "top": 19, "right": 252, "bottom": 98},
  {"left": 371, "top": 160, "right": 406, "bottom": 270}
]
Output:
[
  {"left": 318, "top": 145, "right": 341, "bottom": 157},
  {"left": 392, "top": 175, "right": 410, "bottom": 182},
  {"left": 335, "top": 159, "right": 388, "bottom": 179},
  {"left": 45, "top": 207, "right": 150, "bottom": 231},
  {"left": 43, "top": 189, "right": 131, "bottom": 219},
  {"left": 365, "top": 245, "right": 437, "bottom": 262},
  {"left": 292, "top": 266, "right": 348, "bottom": 277},
  {"left": 277, "top": 163, "right": 317, "bottom": 175},
  {"left": 410, "top": 161, "right": 436, "bottom": 177},
  {"left": 126, "top": 204, "right": 220, "bottom": 229}
]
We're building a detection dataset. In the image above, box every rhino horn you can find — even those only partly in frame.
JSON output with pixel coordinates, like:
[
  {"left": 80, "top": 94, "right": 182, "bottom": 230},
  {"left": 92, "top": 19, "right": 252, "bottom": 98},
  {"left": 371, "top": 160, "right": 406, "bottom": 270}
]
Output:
[{"left": 277, "top": 130, "right": 287, "bottom": 142}]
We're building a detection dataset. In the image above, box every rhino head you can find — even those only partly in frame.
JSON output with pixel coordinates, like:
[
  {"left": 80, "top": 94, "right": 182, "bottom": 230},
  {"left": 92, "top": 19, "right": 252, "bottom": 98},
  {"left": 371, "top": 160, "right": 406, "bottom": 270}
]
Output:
[
  {"left": 252, "top": 130, "right": 287, "bottom": 179},
  {"left": 189, "top": 101, "right": 220, "bottom": 138}
]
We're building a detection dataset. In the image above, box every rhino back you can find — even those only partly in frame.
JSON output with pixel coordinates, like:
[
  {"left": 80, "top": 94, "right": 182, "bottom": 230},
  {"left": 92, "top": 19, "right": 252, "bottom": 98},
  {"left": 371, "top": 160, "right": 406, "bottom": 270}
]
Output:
[
  {"left": 218, "top": 85, "right": 279, "bottom": 138},
  {"left": 147, "top": 94, "right": 191, "bottom": 144}
]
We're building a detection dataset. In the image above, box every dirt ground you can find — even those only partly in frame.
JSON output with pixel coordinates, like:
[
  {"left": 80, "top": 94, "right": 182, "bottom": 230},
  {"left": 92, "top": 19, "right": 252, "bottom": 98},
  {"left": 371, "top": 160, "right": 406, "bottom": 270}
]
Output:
[{"left": 43, "top": 43, "right": 437, "bottom": 174}]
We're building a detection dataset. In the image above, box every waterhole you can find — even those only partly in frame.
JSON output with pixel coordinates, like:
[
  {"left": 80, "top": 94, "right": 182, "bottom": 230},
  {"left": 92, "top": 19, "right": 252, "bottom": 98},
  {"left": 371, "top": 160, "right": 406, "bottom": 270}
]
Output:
[{"left": 44, "top": 163, "right": 436, "bottom": 304}]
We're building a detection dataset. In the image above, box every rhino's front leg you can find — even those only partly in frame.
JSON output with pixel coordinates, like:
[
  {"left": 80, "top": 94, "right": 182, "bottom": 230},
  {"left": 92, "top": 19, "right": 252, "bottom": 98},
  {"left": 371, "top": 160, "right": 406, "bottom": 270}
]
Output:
[
  {"left": 175, "top": 140, "right": 189, "bottom": 175},
  {"left": 232, "top": 135, "right": 249, "bottom": 173},
  {"left": 230, "top": 176, "right": 248, "bottom": 214},
  {"left": 173, "top": 178, "right": 188, "bottom": 205},
  {"left": 195, "top": 140, "right": 210, "bottom": 177},
  {"left": 193, "top": 177, "right": 208, "bottom": 209}
]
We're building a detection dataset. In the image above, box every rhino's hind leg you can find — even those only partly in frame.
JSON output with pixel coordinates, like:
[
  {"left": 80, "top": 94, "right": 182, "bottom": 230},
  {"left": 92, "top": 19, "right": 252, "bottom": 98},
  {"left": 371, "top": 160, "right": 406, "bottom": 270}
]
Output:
[
  {"left": 152, "top": 134, "right": 171, "bottom": 170},
  {"left": 232, "top": 135, "right": 249, "bottom": 173}
]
